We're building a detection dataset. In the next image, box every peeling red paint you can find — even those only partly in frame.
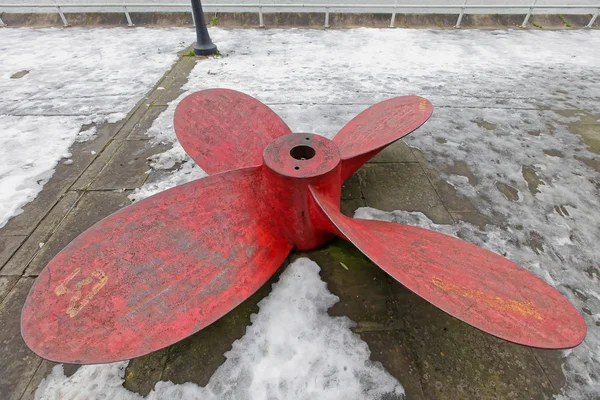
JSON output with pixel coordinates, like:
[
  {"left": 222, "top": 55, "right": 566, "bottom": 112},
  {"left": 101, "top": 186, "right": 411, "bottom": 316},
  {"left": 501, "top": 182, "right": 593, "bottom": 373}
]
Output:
[{"left": 21, "top": 89, "right": 585, "bottom": 364}]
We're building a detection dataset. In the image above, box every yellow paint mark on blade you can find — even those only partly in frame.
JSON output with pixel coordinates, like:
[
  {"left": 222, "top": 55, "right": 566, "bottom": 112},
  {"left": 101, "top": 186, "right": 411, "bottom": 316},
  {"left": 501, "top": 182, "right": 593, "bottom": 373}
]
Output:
[
  {"left": 432, "top": 277, "right": 543, "bottom": 320},
  {"left": 54, "top": 268, "right": 81, "bottom": 296},
  {"left": 55, "top": 268, "right": 108, "bottom": 318},
  {"left": 418, "top": 100, "right": 428, "bottom": 112},
  {"left": 66, "top": 270, "right": 108, "bottom": 318}
]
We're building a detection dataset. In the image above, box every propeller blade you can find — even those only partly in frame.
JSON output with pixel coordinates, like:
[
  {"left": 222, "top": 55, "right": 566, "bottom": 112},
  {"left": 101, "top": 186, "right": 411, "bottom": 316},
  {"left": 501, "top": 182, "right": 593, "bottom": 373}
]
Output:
[
  {"left": 310, "top": 186, "right": 586, "bottom": 349},
  {"left": 22, "top": 167, "right": 292, "bottom": 363},
  {"left": 174, "top": 89, "right": 292, "bottom": 174},
  {"left": 333, "top": 96, "right": 433, "bottom": 181}
]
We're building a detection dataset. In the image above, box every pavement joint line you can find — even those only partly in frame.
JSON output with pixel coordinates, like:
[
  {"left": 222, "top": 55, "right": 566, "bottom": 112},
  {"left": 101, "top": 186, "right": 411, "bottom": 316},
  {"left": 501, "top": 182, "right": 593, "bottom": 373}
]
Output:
[
  {"left": 0, "top": 189, "right": 83, "bottom": 273},
  {"left": 66, "top": 54, "right": 196, "bottom": 191},
  {"left": 0, "top": 276, "right": 35, "bottom": 307},
  {"left": 74, "top": 140, "right": 126, "bottom": 191},
  {"left": 410, "top": 146, "right": 457, "bottom": 223},
  {"left": 19, "top": 191, "right": 88, "bottom": 277},
  {"left": 17, "top": 358, "right": 44, "bottom": 400},
  {"left": 531, "top": 347, "right": 559, "bottom": 393},
  {"left": 0, "top": 277, "right": 21, "bottom": 303},
  {"left": 10, "top": 190, "right": 85, "bottom": 276},
  {"left": 158, "top": 350, "right": 170, "bottom": 384},
  {"left": 118, "top": 138, "right": 152, "bottom": 142},
  {"left": 145, "top": 52, "right": 188, "bottom": 106},
  {"left": 0, "top": 238, "right": 23, "bottom": 271},
  {"left": 405, "top": 331, "right": 433, "bottom": 400},
  {"left": 354, "top": 172, "right": 369, "bottom": 209},
  {"left": 63, "top": 58, "right": 189, "bottom": 192},
  {"left": 388, "top": 295, "right": 429, "bottom": 400}
]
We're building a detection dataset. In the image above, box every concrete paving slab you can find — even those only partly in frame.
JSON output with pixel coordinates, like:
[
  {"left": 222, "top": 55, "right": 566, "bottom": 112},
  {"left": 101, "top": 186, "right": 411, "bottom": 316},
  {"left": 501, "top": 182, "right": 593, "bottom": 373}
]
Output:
[
  {"left": 1, "top": 191, "right": 81, "bottom": 276},
  {"left": 411, "top": 147, "right": 480, "bottom": 214},
  {"left": 360, "top": 330, "right": 426, "bottom": 400},
  {"left": 341, "top": 198, "right": 367, "bottom": 218},
  {"left": 24, "top": 190, "right": 132, "bottom": 276},
  {"left": 367, "top": 140, "right": 418, "bottom": 163},
  {"left": 356, "top": 163, "right": 454, "bottom": 224},
  {"left": 73, "top": 98, "right": 170, "bottom": 189},
  {"left": 0, "top": 235, "right": 25, "bottom": 271},
  {"left": 341, "top": 174, "right": 362, "bottom": 200},
  {"left": 71, "top": 140, "right": 124, "bottom": 191},
  {"left": 450, "top": 211, "right": 493, "bottom": 230},
  {"left": 19, "top": 360, "right": 54, "bottom": 400},
  {"left": 395, "top": 290, "right": 561, "bottom": 400},
  {"left": 149, "top": 56, "right": 198, "bottom": 107},
  {"left": 301, "top": 240, "right": 405, "bottom": 332},
  {"left": 123, "top": 350, "right": 169, "bottom": 396},
  {"left": 0, "top": 277, "right": 41, "bottom": 400},
  {"left": 88, "top": 140, "right": 169, "bottom": 190},
  {"left": 531, "top": 348, "right": 567, "bottom": 394},
  {"left": 126, "top": 105, "right": 169, "bottom": 140},
  {"left": 0, "top": 276, "right": 19, "bottom": 303}
]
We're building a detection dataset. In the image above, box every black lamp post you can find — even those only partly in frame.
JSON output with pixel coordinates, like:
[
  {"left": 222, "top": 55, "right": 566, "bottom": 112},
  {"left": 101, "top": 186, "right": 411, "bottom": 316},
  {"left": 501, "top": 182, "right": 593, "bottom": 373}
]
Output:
[{"left": 191, "top": 0, "right": 217, "bottom": 56}]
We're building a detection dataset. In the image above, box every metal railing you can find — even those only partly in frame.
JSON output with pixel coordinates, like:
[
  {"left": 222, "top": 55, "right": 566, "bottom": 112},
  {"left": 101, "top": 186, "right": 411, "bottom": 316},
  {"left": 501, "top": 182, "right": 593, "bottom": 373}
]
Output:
[{"left": 0, "top": 2, "right": 598, "bottom": 28}]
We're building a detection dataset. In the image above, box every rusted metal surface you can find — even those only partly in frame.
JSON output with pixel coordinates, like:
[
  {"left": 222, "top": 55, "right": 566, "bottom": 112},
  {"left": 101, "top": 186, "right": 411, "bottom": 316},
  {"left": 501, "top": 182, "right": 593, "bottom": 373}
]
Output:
[
  {"left": 22, "top": 167, "right": 292, "bottom": 363},
  {"left": 310, "top": 187, "right": 586, "bottom": 349},
  {"left": 333, "top": 95, "right": 433, "bottom": 181},
  {"left": 174, "top": 89, "right": 291, "bottom": 174},
  {"left": 22, "top": 89, "right": 585, "bottom": 364}
]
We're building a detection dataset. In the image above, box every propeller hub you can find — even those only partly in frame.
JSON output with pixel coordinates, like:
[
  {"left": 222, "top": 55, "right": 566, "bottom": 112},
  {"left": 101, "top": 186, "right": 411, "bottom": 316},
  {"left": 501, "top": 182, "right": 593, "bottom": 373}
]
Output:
[
  {"left": 263, "top": 133, "right": 340, "bottom": 179},
  {"left": 262, "top": 133, "right": 341, "bottom": 250}
]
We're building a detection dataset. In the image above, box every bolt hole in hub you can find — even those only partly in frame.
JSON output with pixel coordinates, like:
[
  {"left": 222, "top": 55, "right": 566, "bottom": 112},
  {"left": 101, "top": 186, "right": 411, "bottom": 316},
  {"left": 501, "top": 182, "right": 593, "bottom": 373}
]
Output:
[{"left": 263, "top": 133, "right": 341, "bottom": 178}]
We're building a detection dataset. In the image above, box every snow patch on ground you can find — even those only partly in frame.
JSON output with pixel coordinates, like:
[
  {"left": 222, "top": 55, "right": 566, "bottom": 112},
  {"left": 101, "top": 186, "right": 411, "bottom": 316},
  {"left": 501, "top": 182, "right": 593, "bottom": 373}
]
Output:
[
  {"left": 35, "top": 258, "right": 404, "bottom": 400},
  {"left": 0, "top": 116, "right": 87, "bottom": 225},
  {"left": 0, "top": 27, "right": 191, "bottom": 227},
  {"left": 130, "top": 28, "right": 600, "bottom": 398}
]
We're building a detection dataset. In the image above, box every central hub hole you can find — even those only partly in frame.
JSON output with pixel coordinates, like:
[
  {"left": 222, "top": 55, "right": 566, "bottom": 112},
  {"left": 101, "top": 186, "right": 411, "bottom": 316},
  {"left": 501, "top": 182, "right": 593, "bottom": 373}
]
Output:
[{"left": 290, "top": 145, "right": 316, "bottom": 161}]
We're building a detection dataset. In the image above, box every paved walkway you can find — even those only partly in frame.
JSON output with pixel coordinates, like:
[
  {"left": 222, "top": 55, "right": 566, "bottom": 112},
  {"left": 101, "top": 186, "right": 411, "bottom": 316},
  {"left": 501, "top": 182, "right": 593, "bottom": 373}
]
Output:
[
  {"left": 0, "top": 51, "right": 568, "bottom": 400},
  {"left": 0, "top": 54, "right": 197, "bottom": 400},
  {"left": 1, "top": 27, "right": 598, "bottom": 399}
]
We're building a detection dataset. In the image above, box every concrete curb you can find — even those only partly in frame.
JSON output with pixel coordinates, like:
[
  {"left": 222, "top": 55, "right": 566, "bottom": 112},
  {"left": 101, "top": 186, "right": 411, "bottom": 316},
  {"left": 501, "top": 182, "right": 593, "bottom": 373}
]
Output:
[{"left": 1, "top": 11, "right": 598, "bottom": 29}]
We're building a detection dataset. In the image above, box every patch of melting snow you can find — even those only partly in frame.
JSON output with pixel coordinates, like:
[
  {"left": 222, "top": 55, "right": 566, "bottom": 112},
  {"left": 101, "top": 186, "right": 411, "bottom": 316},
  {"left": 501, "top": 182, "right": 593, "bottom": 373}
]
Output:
[
  {"left": 0, "top": 27, "right": 191, "bottom": 227},
  {"left": 35, "top": 258, "right": 404, "bottom": 400},
  {"left": 126, "top": 28, "right": 599, "bottom": 398}
]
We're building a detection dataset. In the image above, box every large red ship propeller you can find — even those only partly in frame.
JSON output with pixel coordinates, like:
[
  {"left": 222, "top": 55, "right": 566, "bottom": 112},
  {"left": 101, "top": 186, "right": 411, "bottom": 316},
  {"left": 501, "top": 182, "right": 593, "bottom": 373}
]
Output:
[{"left": 21, "top": 89, "right": 586, "bottom": 364}]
